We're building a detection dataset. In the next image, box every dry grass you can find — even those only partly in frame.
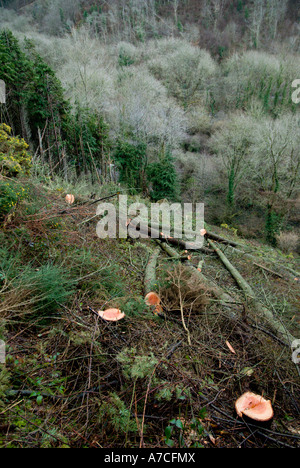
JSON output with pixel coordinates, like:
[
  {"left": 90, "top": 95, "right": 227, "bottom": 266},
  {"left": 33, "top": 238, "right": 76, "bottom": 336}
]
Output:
[{"left": 276, "top": 232, "right": 299, "bottom": 254}]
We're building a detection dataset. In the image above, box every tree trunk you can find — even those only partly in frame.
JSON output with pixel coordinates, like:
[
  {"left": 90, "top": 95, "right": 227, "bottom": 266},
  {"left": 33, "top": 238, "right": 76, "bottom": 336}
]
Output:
[
  {"left": 207, "top": 238, "right": 295, "bottom": 345},
  {"left": 144, "top": 248, "right": 160, "bottom": 296}
]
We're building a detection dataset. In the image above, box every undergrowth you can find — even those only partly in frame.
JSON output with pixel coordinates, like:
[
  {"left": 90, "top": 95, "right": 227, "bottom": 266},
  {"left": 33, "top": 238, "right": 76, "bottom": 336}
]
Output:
[{"left": 0, "top": 174, "right": 299, "bottom": 449}]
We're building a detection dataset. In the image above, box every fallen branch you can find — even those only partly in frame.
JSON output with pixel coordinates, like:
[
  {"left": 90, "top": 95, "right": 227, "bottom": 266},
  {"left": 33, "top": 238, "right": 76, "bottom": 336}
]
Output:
[
  {"left": 178, "top": 277, "right": 192, "bottom": 347},
  {"left": 204, "top": 230, "right": 242, "bottom": 248},
  {"left": 88, "top": 192, "right": 120, "bottom": 206},
  {"left": 207, "top": 239, "right": 295, "bottom": 346},
  {"left": 253, "top": 262, "right": 284, "bottom": 279},
  {"left": 219, "top": 244, "right": 299, "bottom": 283}
]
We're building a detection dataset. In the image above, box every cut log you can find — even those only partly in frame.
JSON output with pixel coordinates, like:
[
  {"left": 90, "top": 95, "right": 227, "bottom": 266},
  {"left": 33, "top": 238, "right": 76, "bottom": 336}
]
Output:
[
  {"left": 218, "top": 244, "right": 299, "bottom": 283},
  {"left": 146, "top": 220, "right": 242, "bottom": 249},
  {"left": 144, "top": 248, "right": 163, "bottom": 315},
  {"left": 253, "top": 262, "right": 284, "bottom": 279},
  {"left": 204, "top": 230, "right": 242, "bottom": 248},
  {"left": 144, "top": 248, "right": 160, "bottom": 296},
  {"left": 128, "top": 219, "right": 212, "bottom": 254},
  {"left": 207, "top": 239, "right": 295, "bottom": 345}
]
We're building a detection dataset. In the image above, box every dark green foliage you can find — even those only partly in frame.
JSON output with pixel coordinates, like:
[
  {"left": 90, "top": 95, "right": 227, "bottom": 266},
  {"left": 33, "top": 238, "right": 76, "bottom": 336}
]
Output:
[
  {"left": 25, "top": 265, "right": 74, "bottom": 316},
  {"left": 0, "top": 179, "right": 27, "bottom": 219},
  {"left": 24, "top": 39, "right": 70, "bottom": 137},
  {"left": 99, "top": 392, "right": 140, "bottom": 434},
  {"left": 0, "top": 245, "right": 74, "bottom": 317},
  {"left": 0, "top": 30, "right": 71, "bottom": 170},
  {"left": 118, "top": 50, "right": 135, "bottom": 67},
  {"left": 66, "top": 107, "right": 111, "bottom": 179},
  {"left": 95, "top": 264, "right": 126, "bottom": 297},
  {"left": 114, "top": 140, "right": 177, "bottom": 200},
  {"left": 0, "top": 30, "right": 112, "bottom": 179},
  {"left": 227, "top": 167, "right": 235, "bottom": 208},
  {"left": 0, "top": 30, "right": 32, "bottom": 137},
  {"left": 265, "top": 208, "right": 283, "bottom": 246},
  {"left": 147, "top": 149, "right": 177, "bottom": 201},
  {"left": 119, "top": 297, "right": 148, "bottom": 318},
  {"left": 114, "top": 140, "right": 147, "bottom": 194},
  {"left": 0, "top": 367, "right": 10, "bottom": 408}
]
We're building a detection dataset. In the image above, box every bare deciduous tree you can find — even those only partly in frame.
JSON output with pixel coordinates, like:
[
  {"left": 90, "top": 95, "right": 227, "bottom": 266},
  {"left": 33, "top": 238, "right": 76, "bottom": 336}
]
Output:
[
  {"left": 248, "top": 0, "right": 266, "bottom": 48},
  {"left": 202, "top": 0, "right": 229, "bottom": 30},
  {"left": 209, "top": 114, "right": 255, "bottom": 209},
  {"left": 148, "top": 39, "right": 217, "bottom": 109},
  {"left": 265, "top": 0, "right": 288, "bottom": 40},
  {"left": 248, "top": 0, "right": 288, "bottom": 47},
  {"left": 251, "top": 114, "right": 300, "bottom": 198},
  {"left": 250, "top": 114, "right": 300, "bottom": 241}
]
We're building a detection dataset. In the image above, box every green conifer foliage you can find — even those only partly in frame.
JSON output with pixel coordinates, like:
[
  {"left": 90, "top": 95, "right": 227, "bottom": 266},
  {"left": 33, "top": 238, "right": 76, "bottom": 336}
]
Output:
[{"left": 147, "top": 147, "right": 177, "bottom": 201}]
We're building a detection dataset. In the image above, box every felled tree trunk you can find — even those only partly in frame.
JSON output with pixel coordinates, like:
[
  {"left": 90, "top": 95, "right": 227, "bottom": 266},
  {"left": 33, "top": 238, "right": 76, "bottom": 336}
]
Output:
[
  {"left": 204, "top": 230, "right": 242, "bottom": 248},
  {"left": 128, "top": 219, "right": 212, "bottom": 254},
  {"left": 148, "top": 220, "right": 241, "bottom": 249},
  {"left": 218, "top": 244, "right": 299, "bottom": 283},
  {"left": 144, "top": 247, "right": 160, "bottom": 296},
  {"left": 207, "top": 239, "right": 295, "bottom": 345},
  {"left": 157, "top": 239, "right": 296, "bottom": 345}
]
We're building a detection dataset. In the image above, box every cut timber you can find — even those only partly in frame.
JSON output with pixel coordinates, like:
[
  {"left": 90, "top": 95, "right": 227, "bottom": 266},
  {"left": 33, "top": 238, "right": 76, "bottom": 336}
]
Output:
[
  {"left": 128, "top": 218, "right": 212, "bottom": 254},
  {"left": 65, "top": 194, "right": 75, "bottom": 205},
  {"left": 253, "top": 262, "right": 284, "bottom": 279},
  {"left": 207, "top": 239, "right": 295, "bottom": 346},
  {"left": 219, "top": 244, "right": 299, "bottom": 283},
  {"left": 197, "top": 259, "right": 204, "bottom": 273},
  {"left": 205, "top": 230, "right": 242, "bottom": 248},
  {"left": 154, "top": 241, "right": 193, "bottom": 344},
  {"left": 145, "top": 292, "right": 162, "bottom": 315},
  {"left": 146, "top": 219, "right": 241, "bottom": 249},
  {"left": 144, "top": 248, "right": 160, "bottom": 296},
  {"left": 235, "top": 392, "right": 274, "bottom": 422},
  {"left": 98, "top": 309, "right": 125, "bottom": 322}
]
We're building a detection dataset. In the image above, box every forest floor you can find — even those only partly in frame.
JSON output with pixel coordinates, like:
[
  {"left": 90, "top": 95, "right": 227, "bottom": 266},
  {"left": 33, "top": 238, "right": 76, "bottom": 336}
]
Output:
[{"left": 0, "top": 176, "right": 299, "bottom": 448}]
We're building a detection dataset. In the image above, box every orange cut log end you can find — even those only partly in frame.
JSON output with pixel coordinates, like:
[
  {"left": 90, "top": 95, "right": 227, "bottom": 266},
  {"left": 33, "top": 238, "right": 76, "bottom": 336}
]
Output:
[
  {"left": 145, "top": 292, "right": 162, "bottom": 315},
  {"left": 235, "top": 392, "right": 274, "bottom": 422},
  {"left": 98, "top": 308, "right": 125, "bottom": 322},
  {"left": 65, "top": 194, "right": 75, "bottom": 205},
  {"left": 145, "top": 292, "right": 161, "bottom": 306}
]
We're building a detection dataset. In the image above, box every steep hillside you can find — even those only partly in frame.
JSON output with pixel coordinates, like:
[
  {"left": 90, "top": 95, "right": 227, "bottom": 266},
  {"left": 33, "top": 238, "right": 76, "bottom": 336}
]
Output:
[{"left": 0, "top": 173, "right": 299, "bottom": 448}]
